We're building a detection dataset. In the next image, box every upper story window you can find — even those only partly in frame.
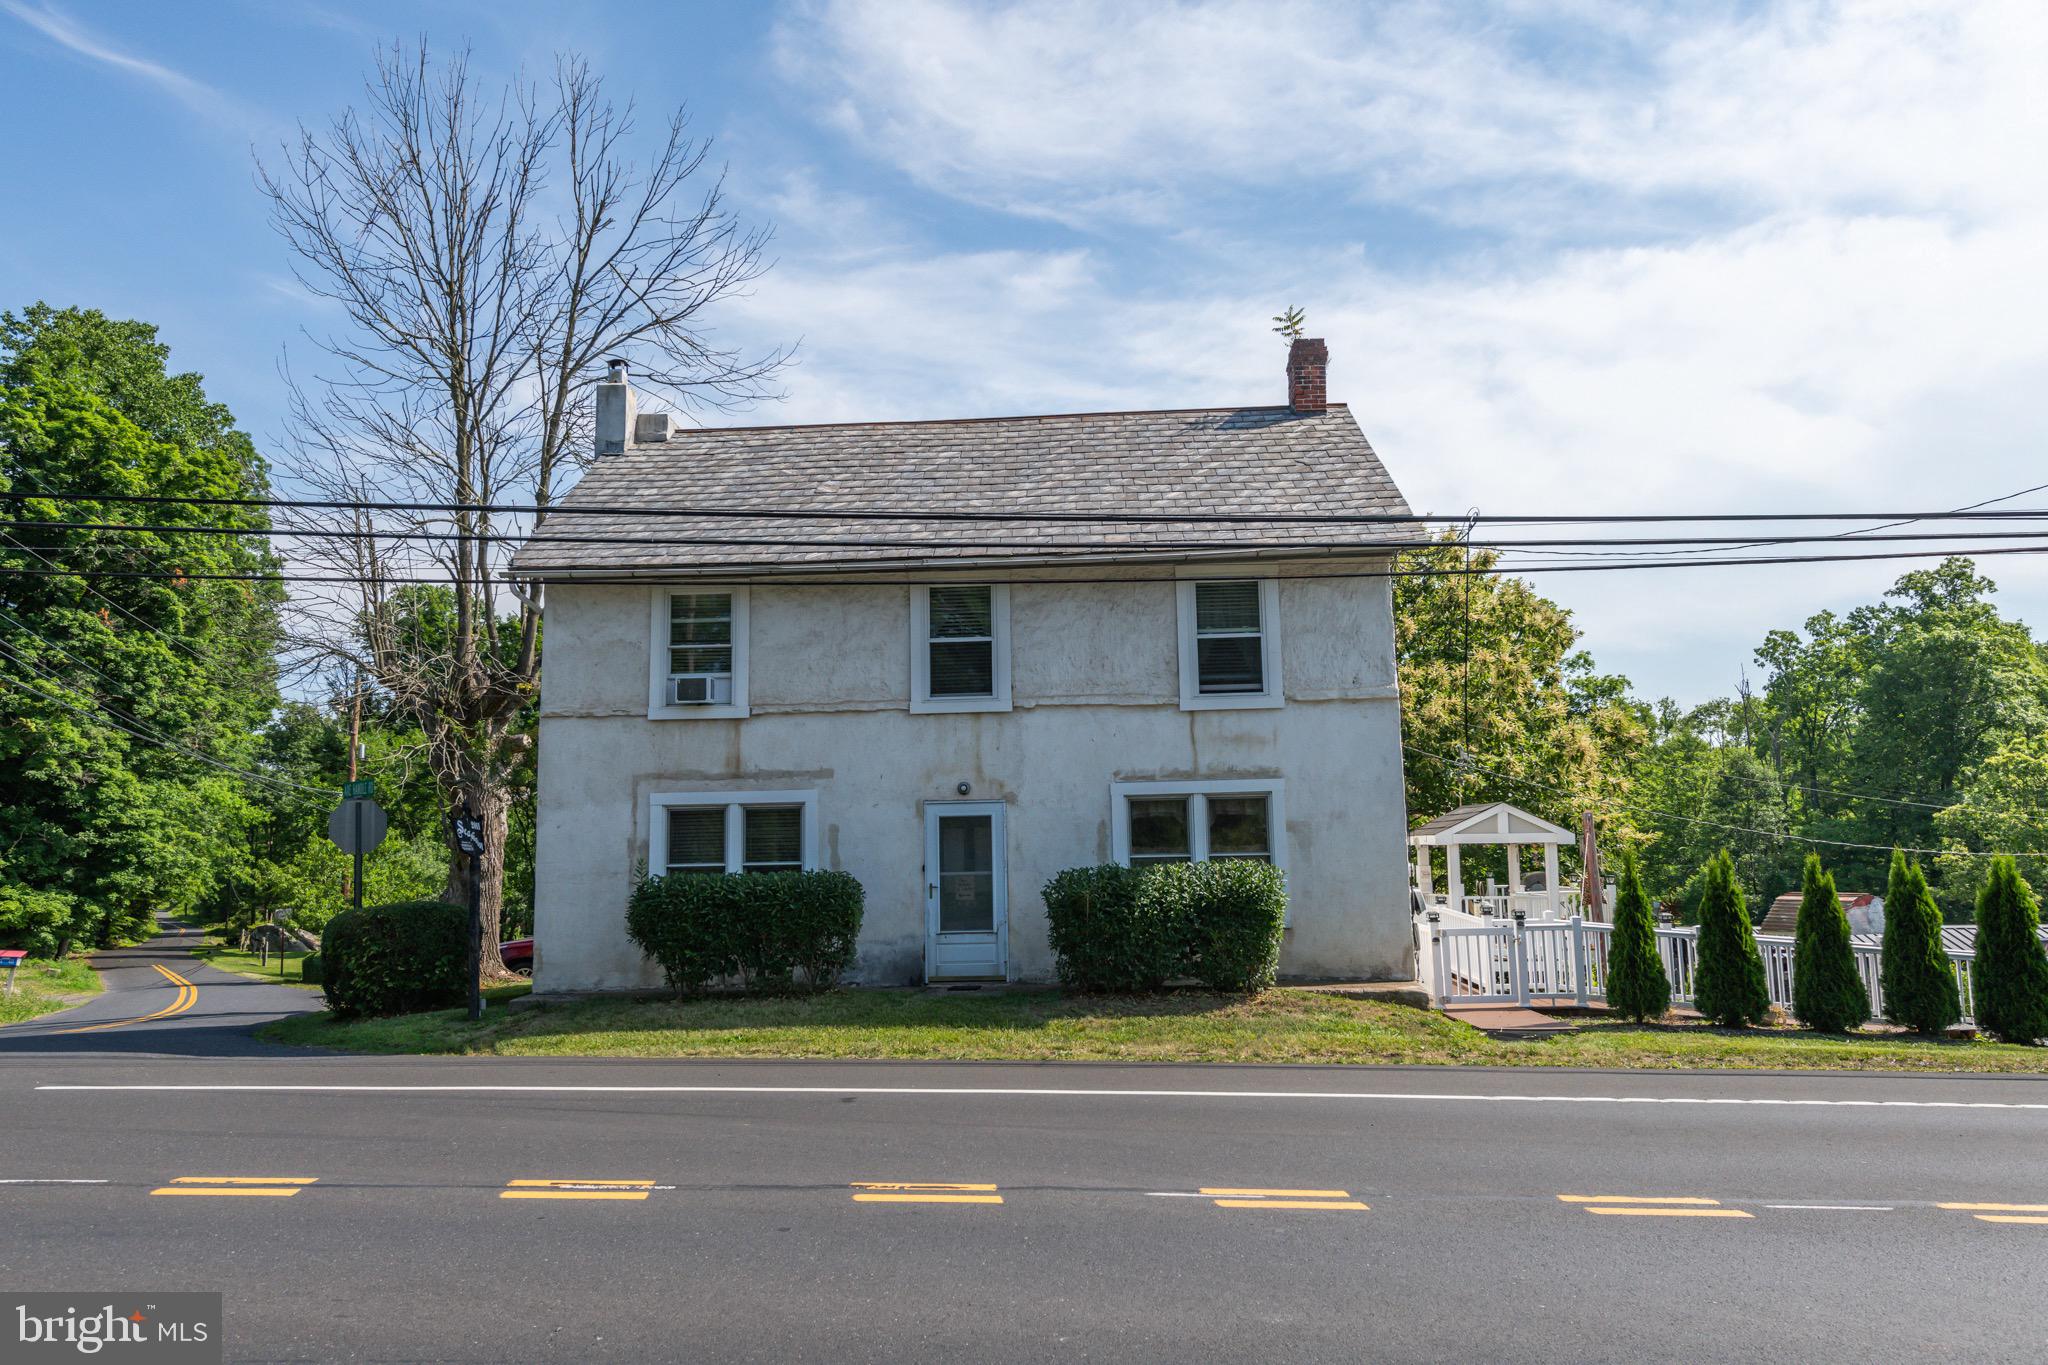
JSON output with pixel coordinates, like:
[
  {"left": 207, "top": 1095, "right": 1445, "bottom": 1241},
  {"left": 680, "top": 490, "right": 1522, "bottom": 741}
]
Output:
[
  {"left": 911, "top": 584, "right": 1012, "bottom": 714},
  {"left": 653, "top": 790, "right": 817, "bottom": 874},
  {"left": 1112, "top": 779, "right": 1287, "bottom": 873},
  {"left": 647, "top": 587, "right": 750, "bottom": 720},
  {"left": 1176, "top": 577, "right": 1282, "bottom": 710}
]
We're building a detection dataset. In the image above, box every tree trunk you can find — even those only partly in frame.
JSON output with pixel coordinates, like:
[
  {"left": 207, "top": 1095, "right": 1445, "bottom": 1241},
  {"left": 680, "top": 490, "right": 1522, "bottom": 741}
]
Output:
[{"left": 441, "top": 764, "right": 513, "bottom": 980}]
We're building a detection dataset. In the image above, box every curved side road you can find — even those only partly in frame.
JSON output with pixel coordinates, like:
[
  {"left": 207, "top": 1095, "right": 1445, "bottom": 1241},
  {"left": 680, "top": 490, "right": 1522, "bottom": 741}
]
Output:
[{"left": 0, "top": 917, "right": 323, "bottom": 1057}]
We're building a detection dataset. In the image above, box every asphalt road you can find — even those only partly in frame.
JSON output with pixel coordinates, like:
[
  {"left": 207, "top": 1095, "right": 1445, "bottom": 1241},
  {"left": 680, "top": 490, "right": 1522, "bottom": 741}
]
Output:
[{"left": 4, "top": 926, "right": 2046, "bottom": 1362}]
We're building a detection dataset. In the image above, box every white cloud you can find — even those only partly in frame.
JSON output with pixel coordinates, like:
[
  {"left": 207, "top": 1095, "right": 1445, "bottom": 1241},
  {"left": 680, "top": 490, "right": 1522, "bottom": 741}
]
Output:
[
  {"left": 1, "top": 0, "right": 257, "bottom": 128},
  {"left": 776, "top": 0, "right": 2048, "bottom": 229},
  {"left": 742, "top": 0, "right": 2048, "bottom": 701}
]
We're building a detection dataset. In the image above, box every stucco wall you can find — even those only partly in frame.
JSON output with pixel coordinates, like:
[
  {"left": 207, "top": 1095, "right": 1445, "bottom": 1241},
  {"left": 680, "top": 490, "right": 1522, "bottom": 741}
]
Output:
[{"left": 531, "top": 564, "right": 1414, "bottom": 991}]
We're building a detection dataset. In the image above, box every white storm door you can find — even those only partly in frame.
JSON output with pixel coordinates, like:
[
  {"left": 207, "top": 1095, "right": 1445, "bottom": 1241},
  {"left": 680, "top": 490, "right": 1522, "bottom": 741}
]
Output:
[{"left": 924, "top": 802, "right": 1007, "bottom": 980}]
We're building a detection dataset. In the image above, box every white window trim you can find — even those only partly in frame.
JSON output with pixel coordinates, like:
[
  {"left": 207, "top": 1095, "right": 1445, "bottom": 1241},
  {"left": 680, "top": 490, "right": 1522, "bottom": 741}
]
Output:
[
  {"left": 1109, "top": 778, "right": 1287, "bottom": 876},
  {"left": 1176, "top": 577, "right": 1282, "bottom": 711},
  {"left": 648, "top": 586, "right": 750, "bottom": 721},
  {"left": 910, "top": 583, "right": 1012, "bottom": 714},
  {"left": 648, "top": 789, "right": 819, "bottom": 874}
]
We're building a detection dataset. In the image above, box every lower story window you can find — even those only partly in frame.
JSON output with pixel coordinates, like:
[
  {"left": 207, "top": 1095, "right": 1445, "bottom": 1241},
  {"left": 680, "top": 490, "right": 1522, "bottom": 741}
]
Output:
[
  {"left": 654, "top": 792, "right": 817, "bottom": 876},
  {"left": 1112, "top": 781, "right": 1284, "bottom": 869}
]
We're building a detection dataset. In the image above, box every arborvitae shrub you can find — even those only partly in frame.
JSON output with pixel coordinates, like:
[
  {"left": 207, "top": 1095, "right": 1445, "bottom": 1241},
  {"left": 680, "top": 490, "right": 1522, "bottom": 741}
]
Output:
[
  {"left": 1604, "top": 847, "right": 1669, "bottom": 1023},
  {"left": 1971, "top": 857, "right": 2048, "bottom": 1045},
  {"left": 1792, "top": 854, "right": 1868, "bottom": 1033},
  {"left": 1691, "top": 851, "right": 1771, "bottom": 1027},
  {"left": 1879, "top": 850, "right": 1961, "bottom": 1034}
]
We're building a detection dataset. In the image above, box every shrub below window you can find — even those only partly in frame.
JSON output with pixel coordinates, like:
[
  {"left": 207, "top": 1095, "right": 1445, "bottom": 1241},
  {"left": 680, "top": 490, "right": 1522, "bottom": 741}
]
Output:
[
  {"left": 1042, "top": 864, "right": 1177, "bottom": 992},
  {"left": 1043, "top": 860, "right": 1287, "bottom": 994},
  {"left": 320, "top": 898, "right": 468, "bottom": 1019},
  {"left": 626, "top": 869, "right": 864, "bottom": 996}
]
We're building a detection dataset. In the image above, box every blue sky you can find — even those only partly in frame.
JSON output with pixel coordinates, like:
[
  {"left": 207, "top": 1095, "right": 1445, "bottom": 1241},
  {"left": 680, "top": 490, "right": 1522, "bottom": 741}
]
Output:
[{"left": 4, "top": 0, "right": 2046, "bottom": 705}]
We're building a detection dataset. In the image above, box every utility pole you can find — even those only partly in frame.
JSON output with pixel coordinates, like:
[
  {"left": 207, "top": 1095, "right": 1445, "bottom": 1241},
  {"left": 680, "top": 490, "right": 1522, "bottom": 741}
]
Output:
[
  {"left": 454, "top": 804, "right": 485, "bottom": 1022},
  {"left": 346, "top": 670, "right": 363, "bottom": 907}
]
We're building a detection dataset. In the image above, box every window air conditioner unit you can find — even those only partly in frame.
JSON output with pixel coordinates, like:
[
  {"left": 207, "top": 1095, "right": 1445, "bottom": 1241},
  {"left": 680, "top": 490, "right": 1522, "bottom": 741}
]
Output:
[{"left": 670, "top": 673, "right": 733, "bottom": 705}]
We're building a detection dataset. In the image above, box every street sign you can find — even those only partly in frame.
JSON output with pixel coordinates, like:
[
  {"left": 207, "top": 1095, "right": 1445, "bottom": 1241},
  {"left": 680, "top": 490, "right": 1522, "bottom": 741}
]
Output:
[
  {"left": 343, "top": 777, "right": 376, "bottom": 800},
  {"left": 327, "top": 798, "right": 389, "bottom": 855},
  {"left": 453, "top": 816, "right": 485, "bottom": 857}
]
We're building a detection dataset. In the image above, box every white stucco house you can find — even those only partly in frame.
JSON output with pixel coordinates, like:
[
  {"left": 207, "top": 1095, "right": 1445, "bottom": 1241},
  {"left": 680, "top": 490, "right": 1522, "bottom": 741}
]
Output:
[{"left": 509, "top": 339, "right": 1422, "bottom": 990}]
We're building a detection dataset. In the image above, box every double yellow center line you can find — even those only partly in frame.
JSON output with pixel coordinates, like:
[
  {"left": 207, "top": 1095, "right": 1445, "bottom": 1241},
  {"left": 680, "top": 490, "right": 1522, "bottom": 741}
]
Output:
[
  {"left": 1938, "top": 1202, "right": 2048, "bottom": 1225},
  {"left": 502, "top": 1179, "right": 656, "bottom": 1201},
  {"left": 852, "top": 1182, "right": 1004, "bottom": 1205},
  {"left": 60, "top": 964, "right": 196, "bottom": 1035},
  {"left": 1203, "top": 1187, "right": 1369, "bottom": 1211},
  {"left": 1561, "top": 1195, "right": 1752, "bottom": 1218},
  {"left": 151, "top": 1177, "right": 316, "bottom": 1198}
]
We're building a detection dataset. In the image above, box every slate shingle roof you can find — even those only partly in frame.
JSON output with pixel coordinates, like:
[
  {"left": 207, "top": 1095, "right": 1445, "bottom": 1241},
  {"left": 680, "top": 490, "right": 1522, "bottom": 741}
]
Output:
[{"left": 510, "top": 403, "right": 1417, "bottom": 577}]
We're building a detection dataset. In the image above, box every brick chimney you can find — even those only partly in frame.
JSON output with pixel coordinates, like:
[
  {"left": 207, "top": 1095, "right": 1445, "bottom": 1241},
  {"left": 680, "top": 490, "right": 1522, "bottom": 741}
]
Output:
[
  {"left": 1286, "top": 337, "right": 1329, "bottom": 413},
  {"left": 595, "top": 357, "right": 637, "bottom": 456}
]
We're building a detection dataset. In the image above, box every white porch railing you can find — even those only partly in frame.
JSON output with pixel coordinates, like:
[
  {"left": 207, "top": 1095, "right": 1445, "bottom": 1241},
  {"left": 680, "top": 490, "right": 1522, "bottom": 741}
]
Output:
[
  {"left": 1421, "top": 911, "right": 1978, "bottom": 1027},
  {"left": 1427, "top": 888, "right": 1585, "bottom": 921}
]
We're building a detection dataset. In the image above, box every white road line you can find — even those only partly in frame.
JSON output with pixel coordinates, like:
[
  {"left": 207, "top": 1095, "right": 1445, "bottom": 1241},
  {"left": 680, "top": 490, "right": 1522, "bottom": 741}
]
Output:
[
  {"left": 1144, "top": 1191, "right": 1219, "bottom": 1198},
  {"left": 0, "top": 1178, "right": 108, "bottom": 1184},
  {"left": 27, "top": 1084, "right": 2048, "bottom": 1111},
  {"left": 1765, "top": 1204, "right": 1895, "bottom": 1211}
]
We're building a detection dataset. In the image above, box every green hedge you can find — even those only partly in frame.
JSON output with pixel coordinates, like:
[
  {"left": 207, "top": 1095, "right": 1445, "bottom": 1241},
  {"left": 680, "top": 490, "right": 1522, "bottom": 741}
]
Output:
[
  {"left": 320, "top": 898, "right": 468, "bottom": 1019},
  {"left": 1043, "top": 861, "right": 1287, "bottom": 994},
  {"left": 626, "top": 870, "right": 864, "bottom": 995},
  {"left": 1042, "top": 865, "right": 1178, "bottom": 992}
]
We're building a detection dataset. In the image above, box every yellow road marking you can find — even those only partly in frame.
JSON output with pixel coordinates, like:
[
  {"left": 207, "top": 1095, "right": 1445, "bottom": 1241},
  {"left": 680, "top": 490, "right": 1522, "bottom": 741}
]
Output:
[
  {"left": 1584, "top": 1207, "right": 1753, "bottom": 1218},
  {"left": 1974, "top": 1215, "right": 2048, "bottom": 1225},
  {"left": 852, "top": 1193, "right": 1005, "bottom": 1204},
  {"left": 1937, "top": 1202, "right": 2048, "bottom": 1212},
  {"left": 151, "top": 1176, "right": 317, "bottom": 1198},
  {"left": 1559, "top": 1195, "right": 1721, "bottom": 1205},
  {"left": 501, "top": 1179, "right": 654, "bottom": 1201},
  {"left": 1201, "top": 1188, "right": 1352, "bottom": 1199},
  {"left": 1213, "top": 1198, "right": 1369, "bottom": 1211},
  {"left": 59, "top": 965, "right": 196, "bottom": 1035},
  {"left": 503, "top": 1190, "right": 651, "bottom": 1200}
]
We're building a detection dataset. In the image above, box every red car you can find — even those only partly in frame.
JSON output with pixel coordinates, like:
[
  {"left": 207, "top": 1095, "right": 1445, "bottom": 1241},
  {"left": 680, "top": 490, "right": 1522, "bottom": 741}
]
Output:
[{"left": 499, "top": 937, "right": 534, "bottom": 975}]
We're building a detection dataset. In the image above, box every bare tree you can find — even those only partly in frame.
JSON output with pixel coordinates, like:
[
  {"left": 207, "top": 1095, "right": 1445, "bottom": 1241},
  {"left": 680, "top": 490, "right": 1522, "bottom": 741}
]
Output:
[{"left": 262, "top": 44, "right": 785, "bottom": 974}]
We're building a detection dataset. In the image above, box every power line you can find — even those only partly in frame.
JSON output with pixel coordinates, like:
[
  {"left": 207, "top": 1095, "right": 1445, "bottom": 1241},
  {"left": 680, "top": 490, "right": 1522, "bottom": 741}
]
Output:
[
  {"left": 7, "top": 487, "right": 2048, "bottom": 527},
  {"left": 5, "top": 539, "right": 2048, "bottom": 587},
  {"left": 0, "top": 529, "right": 217, "bottom": 666},
  {"left": 13, "top": 517, "right": 2048, "bottom": 555},
  {"left": 1401, "top": 741, "right": 2035, "bottom": 859},
  {"left": 0, "top": 644, "right": 334, "bottom": 798}
]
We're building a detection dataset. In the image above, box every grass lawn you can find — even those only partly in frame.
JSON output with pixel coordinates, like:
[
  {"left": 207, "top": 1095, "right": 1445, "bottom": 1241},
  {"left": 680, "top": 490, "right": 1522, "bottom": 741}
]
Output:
[
  {"left": 177, "top": 918, "right": 324, "bottom": 990},
  {"left": 0, "top": 956, "right": 104, "bottom": 1026},
  {"left": 257, "top": 986, "right": 2048, "bottom": 1073}
]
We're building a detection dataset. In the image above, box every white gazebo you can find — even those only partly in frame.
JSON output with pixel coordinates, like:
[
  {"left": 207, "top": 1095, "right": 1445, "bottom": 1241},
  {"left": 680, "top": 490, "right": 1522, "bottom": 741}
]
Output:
[{"left": 1408, "top": 801, "right": 1581, "bottom": 921}]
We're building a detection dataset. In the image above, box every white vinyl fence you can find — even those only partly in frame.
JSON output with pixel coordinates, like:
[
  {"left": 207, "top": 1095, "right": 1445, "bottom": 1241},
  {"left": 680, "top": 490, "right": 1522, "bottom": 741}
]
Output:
[{"left": 1421, "top": 911, "right": 1977, "bottom": 1026}]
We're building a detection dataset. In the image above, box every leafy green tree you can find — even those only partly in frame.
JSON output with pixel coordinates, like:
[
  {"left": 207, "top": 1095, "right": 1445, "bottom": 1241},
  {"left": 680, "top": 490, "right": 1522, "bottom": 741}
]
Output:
[
  {"left": 1971, "top": 857, "right": 2048, "bottom": 1045},
  {"left": 1692, "top": 851, "right": 1771, "bottom": 1026},
  {"left": 1791, "top": 854, "right": 1867, "bottom": 1032},
  {"left": 1933, "top": 732, "right": 2048, "bottom": 917},
  {"left": 0, "top": 306, "right": 283, "bottom": 948},
  {"left": 1604, "top": 846, "right": 1669, "bottom": 1022},
  {"left": 1879, "top": 850, "right": 1961, "bottom": 1033},
  {"left": 1397, "top": 535, "right": 1647, "bottom": 881}
]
